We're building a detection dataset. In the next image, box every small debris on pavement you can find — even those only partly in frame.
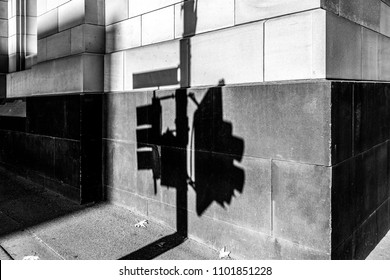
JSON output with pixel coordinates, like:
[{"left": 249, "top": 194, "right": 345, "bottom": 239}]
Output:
[
  {"left": 23, "top": 256, "right": 40, "bottom": 260},
  {"left": 135, "top": 220, "right": 148, "bottom": 228},
  {"left": 157, "top": 242, "right": 166, "bottom": 248},
  {"left": 219, "top": 247, "right": 231, "bottom": 259}
]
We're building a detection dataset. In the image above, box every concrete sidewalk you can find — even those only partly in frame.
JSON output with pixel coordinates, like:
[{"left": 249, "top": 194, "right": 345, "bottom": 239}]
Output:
[
  {"left": 1, "top": 168, "right": 389, "bottom": 260},
  {"left": 0, "top": 169, "right": 218, "bottom": 260}
]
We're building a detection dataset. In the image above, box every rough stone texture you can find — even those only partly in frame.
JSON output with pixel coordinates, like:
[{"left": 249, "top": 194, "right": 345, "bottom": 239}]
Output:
[
  {"left": 326, "top": 13, "right": 362, "bottom": 80},
  {"left": 46, "top": 30, "right": 71, "bottom": 60},
  {"left": 6, "top": 54, "right": 103, "bottom": 97},
  {"left": 339, "top": 0, "right": 381, "bottom": 31},
  {"left": 223, "top": 82, "right": 332, "bottom": 165},
  {"left": 272, "top": 160, "right": 331, "bottom": 253}
]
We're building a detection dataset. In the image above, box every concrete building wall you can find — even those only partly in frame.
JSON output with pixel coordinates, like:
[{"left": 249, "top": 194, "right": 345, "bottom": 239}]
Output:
[{"left": 0, "top": 0, "right": 390, "bottom": 259}]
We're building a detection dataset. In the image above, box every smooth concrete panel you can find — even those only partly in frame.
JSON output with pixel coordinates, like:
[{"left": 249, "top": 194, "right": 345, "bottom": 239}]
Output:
[
  {"left": 26, "top": 35, "right": 38, "bottom": 55},
  {"left": 106, "top": 17, "right": 141, "bottom": 53},
  {"left": 191, "top": 21, "right": 264, "bottom": 87},
  {"left": 7, "top": 56, "right": 82, "bottom": 96},
  {"left": 46, "top": 30, "right": 71, "bottom": 60},
  {"left": 83, "top": 53, "right": 104, "bottom": 92},
  {"left": 236, "top": 0, "right": 320, "bottom": 25},
  {"left": 70, "top": 24, "right": 105, "bottom": 55},
  {"left": 175, "top": 0, "right": 234, "bottom": 36},
  {"left": 85, "top": 0, "right": 104, "bottom": 25},
  {"left": 70, "top": 25, "right": 83, "bottom": 54},
  {"left": 103, "top": 140, "right": 137, "bottom": 192},
  {"left": 0, "top": 18, "right": 7, "bottom": 37},
  {"left": 83, "top": 24, "right": 105, "bottom": 53},
  {"left": 339, "top": 0, "right": 381, "bottom": 31},
  {"left": 103, "top": 90, "right": 150, "bottom": 146},
  {"left": 54, "top": 139, "right": 81, "bottom": 187},
  {"left": 104, "top": 51, "right": 124, "bottom": 92},
  {"left": 8, "top": 35, "right": 16, "bottom": 54},
  {"left": 353, "top": 83, "right": 390, "bottom": 154},
  {"left": 381, "top": 1, "right": 390, "bottom": 37},
  {"left": 26, "top": 16, "right": 37, "bottom": 35},
  {"left": 141, "top": 6, "right": 174, "bottom": 45},
  {"left": 8, "top": 16, "right": 15, "bottom": 36},
  {"left": 0, "top": 55, "right": 7, "bottom": 73},
  {"left": 25, "top": 54, "right": 37, "bottom": 69},
  {"left": 38, "top": 8, "right": 58, "bottom": 39},
  {"left": 187, "top": 209, "right": 329, "bottom": 259},
  {"left": 207, "top": 156, "right": 271, "bottom": 235},
  {"left": 37, "top": 0, "right": 47, "bottom": 16},
  {"left": 379, "top": 36, "right": 390, "bottom": 81},
  {"left": 105, "top": 186, "right": 148, "bottom": 217},
  {"left": 129, "top": 0, "right": 178, "bottom": 17},
  {"left": 192, "top": 0, "right": 234, "bottom": 34},
  {"left": 331, "top": 83, "right": 353, "bottom": 165},
  {"left": 37, "top": 38, "right": 47, "bottom": 62},
  {"left": 105, "top": 0, "right": 128, "bottom": 26},
  {"left": 221, "top": 82, "right": 332, "bottom": 165},
  {"left": 272, "top": 160, "right": 331, "bottom": 253},
  {"left": 0, "top": 1, "right": 8, "bottom": 19},
  {"left": 265, "top": 9, "right": 326, "bottom": 82},
  {"left": 7, "top": 54, "right": 103, "bottom": 97},
  {"left": 362, "top": 28, "right": 379, "bottom": 81},
  {"left": 124, "top": 40, "right": 181, "bottom": 90},
  {"left": 58, "top": 0, "right": 85, "bottom": 31},
  {"left": 326, "top": 13, "right": 362, "bottom": 80},
  {"left": 331, "top": 158, "right": 355, "bottom": 250},
  {"left": 47, "top": 0, "right": 70, "bottom": 11},
  {"left": 0, "top": 36, "right": 7, "bottom": 54}
]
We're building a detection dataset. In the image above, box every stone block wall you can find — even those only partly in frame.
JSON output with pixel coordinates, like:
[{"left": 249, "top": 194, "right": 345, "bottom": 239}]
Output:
[
  {"left": 104, "top": 0, "right": 390, "bottom": 92},
  {"left": 0, "top": 0, "right": 105, "bottom": 203},
  {"left": 5, "top": 0, "right": 105, "bottom": 98},
  {"left": 0, "top": 94, "right": 102, "bottom": 203},
  {"left": 103, "top": 81, "right": 390, "bottom": 259},
  {"left": 0, "top": 0, "right": 389, "bottom": 259},
  {"left": 0, "top": 0, "right": 8, "bottom": 73}
]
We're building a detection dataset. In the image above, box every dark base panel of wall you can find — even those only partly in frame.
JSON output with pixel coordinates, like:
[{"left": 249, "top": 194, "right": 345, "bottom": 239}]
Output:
[{"left": 0, "top": 93, "right": 103, "bottom": 204}]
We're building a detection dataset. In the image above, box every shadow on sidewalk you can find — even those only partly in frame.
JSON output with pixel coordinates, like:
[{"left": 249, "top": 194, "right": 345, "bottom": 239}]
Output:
[{"left": 119, "top": 233, "right": 186, "bottom": 260}]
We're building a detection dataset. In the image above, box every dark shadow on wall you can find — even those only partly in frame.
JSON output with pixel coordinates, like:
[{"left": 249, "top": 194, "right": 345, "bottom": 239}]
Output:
[
  {"left": 193, "top": 87, "right": 245, "bottom": 216},
  {"left": 120, "top": 84, "right": 245, "bottom": 260},
  {"left": 118, "top": 0, "right": 243, "bottom": 260}
]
